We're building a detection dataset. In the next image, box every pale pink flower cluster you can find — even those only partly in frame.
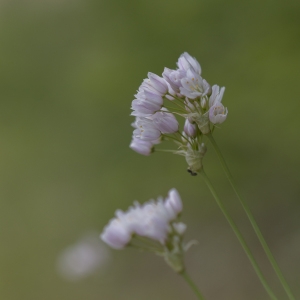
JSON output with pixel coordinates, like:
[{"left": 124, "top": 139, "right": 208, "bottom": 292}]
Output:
[
  {"left": 57, "top": 233, "right": 110, "bottom": 281},
  {"left": 101, "top": 189, "right": 184, "bottom": 249},
  {"left": 129, "top": 52, "right": 228, "bottom": 173}
]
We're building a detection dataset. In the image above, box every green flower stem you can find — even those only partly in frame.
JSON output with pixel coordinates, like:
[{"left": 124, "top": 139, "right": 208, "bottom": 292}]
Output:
[
  {"left": 180, "top": 271, "right": 206, "bottom": 300},
  {"left": 199, "top": 169, "right": 278, "bottom": 300},
  {"left": 207, "top": 133, "right": 295, "bottom": 300}
]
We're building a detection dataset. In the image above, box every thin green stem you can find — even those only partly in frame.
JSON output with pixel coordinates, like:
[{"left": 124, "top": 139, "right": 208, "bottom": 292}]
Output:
[
  {"left": 128, "top": 242, "right": 161, "bottom": 254},
  {"left": 164, "top": 96, "right": 186, "bottom": 111},
  {"left": 162, "top": 134, "right": 181, "bottom": 143},
  {"left": 180, "top": 271, "right": 206, "bottom": 300},
  {"left": 163, "top": 105, "right": 186, "bottom": 114},
  {"left": 177, "top": 131, "right": 193, "bottom": 146},
  {"left": 207, "top": 133, "right": 295, "bottom": 300},
  {"left": 200, "top": 169, "right": 278, "bottom": 300}
]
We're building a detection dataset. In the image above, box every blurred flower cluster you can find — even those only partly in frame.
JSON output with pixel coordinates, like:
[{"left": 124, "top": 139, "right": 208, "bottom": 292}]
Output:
[
  {"left": 57, "top": 233, "right": 110, "bottom": 281},
  {"left": 130, "top": 52, "right": 228, "bottom": 175},
  {"left": 101, "top": 189, "right": 189, "bottom": 272}
]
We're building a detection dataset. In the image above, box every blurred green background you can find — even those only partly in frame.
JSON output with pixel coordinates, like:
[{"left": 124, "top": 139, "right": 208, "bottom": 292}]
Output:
[{"left": 0, "top": 0, "right": 300, "bottom": 299}]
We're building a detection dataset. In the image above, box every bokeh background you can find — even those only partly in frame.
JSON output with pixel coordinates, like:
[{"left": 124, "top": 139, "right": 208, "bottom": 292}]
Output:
[{"left": 1, "top": 0, "right": 300, "bottom": 299}]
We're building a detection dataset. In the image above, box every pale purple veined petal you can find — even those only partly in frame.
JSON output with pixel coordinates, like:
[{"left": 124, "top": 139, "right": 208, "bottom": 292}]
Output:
[
  {"left": 209, "top": 85, "right": 225, "bottom": 107},
  {"left": 177, "top": 52, "right": 201, "bottom": 75},
  {"left": 147, "top": 72, "right": 169, "bottom": 95},
  {"left": 131, "top": 98, "right": 161, "bottom": 115},
  {"left": 143, "top": 90, "right": 164, "bottom": 106},
  {"left": 130, "top": 137, "right": 154, "bottom": 156},
  {"left": 133, "top": 127, "right": 161, "bottom": 141},
  {"left": 133, "top": 117, "right": 161, "bottom": 141}
]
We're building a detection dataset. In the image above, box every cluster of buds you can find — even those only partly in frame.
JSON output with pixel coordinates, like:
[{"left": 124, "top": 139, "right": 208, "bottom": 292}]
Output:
[
  {"left": 101, "top": 189, "right": 191, "bottom": 273},
  {"left": 130, "top": 52, "right": 228, "bottom": 174}
]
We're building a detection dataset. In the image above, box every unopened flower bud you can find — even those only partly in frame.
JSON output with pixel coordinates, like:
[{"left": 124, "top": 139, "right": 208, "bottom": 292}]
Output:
[
  {"left": 173, "top": 222, "right": 187, "bottom": 235},
  {"left": 177, "top": 52, "right": 201, "bottom": 75},
  {"left": 184, "top": 119, "right": 197, "bottom": 137},
  {"left": 165, "top": 189, "right": 183, "bottom": 218}
]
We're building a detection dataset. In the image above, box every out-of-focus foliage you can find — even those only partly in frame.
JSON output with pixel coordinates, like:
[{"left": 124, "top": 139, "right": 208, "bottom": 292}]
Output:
[{"left": 0, "top": 0, "right": 299, "bottom": 299}]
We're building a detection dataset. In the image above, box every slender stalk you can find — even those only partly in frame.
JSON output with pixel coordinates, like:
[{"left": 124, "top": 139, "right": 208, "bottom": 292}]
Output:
[
  {"left": 200, "top": 169, "right": 278, "bottom": 300},
  {"left": 180, "top": 271, "right": 206, "bottom": 300},
  {"left": 207, "top": 133, "right": 295, "bottom": 300}
]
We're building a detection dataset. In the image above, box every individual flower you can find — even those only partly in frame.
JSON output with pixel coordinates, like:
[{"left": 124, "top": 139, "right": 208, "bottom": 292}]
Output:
[
  {"left": 209, "top": 102, "right": 228, "bottom": 124},
  {"left": 129, "top": 137, "right": 154, "bottom": 156},
  {"left": 208, "top": 85, "right": 225, "bottom": 107},
  {"left": 129, "top": 52, "right": 228, "bottom": 173},
  {"left": 162, "top": 67, "right": 186, "bottom": 94},
  {"left": 208, "top": 85, "right": 228, "bottom": 124},
  {"left": 147, "top": 72, "right": 169, "bottom": 95},
  {"left": 177, "top": 52, "right": 201, "bottom": 75},
  {"left": 57, "top": 233, "right": 110, "bottom": 281},
  {"left": 150, "top": 109, "right": 179, "bottom": 134},
  {"left": 133, "top": 117, "right": 161, "bottom": 141},
  {"left": 101, "top": 189, "right": 190, "bottom": 273},
  {"left": 180, "top": 69, "right": 211, "bottom": 99}
]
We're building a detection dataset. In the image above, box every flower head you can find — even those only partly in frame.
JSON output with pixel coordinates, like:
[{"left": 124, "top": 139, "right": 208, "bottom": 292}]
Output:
[
  {"left": 101, "top": 189, "right": 183, "bottom": 249},
  {"left": 101, "top": 189, "right": 190, "bottom": 273},
  {"left": 129, "top": 52, "right": 228, "bottom": 174},
  {"left": 57, "top": 233, "right": 110, "bottom": 281}
]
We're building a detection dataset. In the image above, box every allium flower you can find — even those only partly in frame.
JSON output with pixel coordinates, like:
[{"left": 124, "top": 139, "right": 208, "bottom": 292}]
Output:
[
  {"left": 162, "top": 68, "right": 186, "bottom": 93},
  {"left": 129, "top": 137, "right": 154, "bottom": 156},
  {"left": 208, "top": 85, "right": 228, "bottom": 124},
  {"left": 209, "top": 102, "right": 228, "bottom": 124},
  {"left": 101, "top": 189, "right": 190, "bottom": 273},
  {"left": 180, "top": 69, "right": 211, "bottom": 99},
  {"left": 129, "top": 52, "right": 228, "bottom": 174},
  {"left": 209, "top": 85, "right": 225, "bottom": 107},
  {"left": 133, "top": 117, "right": 161, "bottom": 141},
  {"left": 177, "top": 52, "right": 201, "bottom": 74},
  {"left": 147, "top": 72, "right": 169, "bottom": 94}
]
